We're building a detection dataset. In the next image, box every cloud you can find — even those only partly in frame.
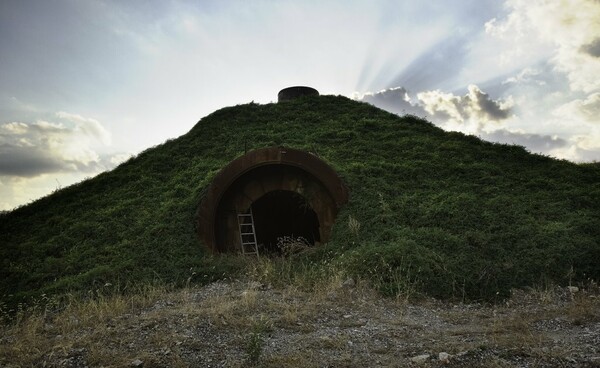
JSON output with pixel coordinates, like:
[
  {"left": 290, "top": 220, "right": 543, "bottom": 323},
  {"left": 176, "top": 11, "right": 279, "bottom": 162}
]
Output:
[
  {"left": 355, "top": 85, "right": 512, "bottom": 132},
  {"left": 0, "top": 112, "right": 111, "bottom": 177},
  {"left": 549, "top": 133, "right": 600, "bottom": 162},
  {"left": 554, "top": 93, "right": 600, "bottom": 123},
  {"left": 353, "top": 84, "right": 600, "bottom": 162},
  {"left": 0, "top": 172, "right": 91, "bottom": 211},
  {"left": 417, "top": 85, "right": 512, "bottom": 130},
  {"left": 482, "top": 128, "right": 600, "bottom": 162},
  {"left": 107, "top": 153, "right": 133, "bottom": 166},
  {"left": 502, "top": 67, "right": 546, "bottom": 86},
  {"left": 354, "top": 87, "right": 427, "bottom": 117},
  {"left": 56, "top": 112, "right": 111, "bottom": 145},
  {"left": 580, "top": 38, "right": 600, "bottom": 58},
  {"left": 481, "top": 129, "right": 568, "bottom": 152},
  {"left": 486, "top": 0, "right": 600, "bottom": 93}
]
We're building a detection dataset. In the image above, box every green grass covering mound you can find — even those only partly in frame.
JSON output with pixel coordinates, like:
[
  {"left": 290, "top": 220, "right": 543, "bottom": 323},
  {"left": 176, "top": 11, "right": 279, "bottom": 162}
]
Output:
[{"left": 1, "top": 95, "right": 599, "bottom": 307}]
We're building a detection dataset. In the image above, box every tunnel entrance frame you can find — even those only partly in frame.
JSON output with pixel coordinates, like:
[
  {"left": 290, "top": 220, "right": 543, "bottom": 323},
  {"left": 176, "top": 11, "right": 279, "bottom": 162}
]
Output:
[{"left": 197, "top": 147, "right": 349, "bottom": 253}]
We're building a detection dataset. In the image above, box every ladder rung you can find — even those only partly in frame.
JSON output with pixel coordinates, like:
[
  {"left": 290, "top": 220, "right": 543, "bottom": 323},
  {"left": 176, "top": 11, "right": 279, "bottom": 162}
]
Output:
[
  {"left": 237, "top": 214, "right": 252, "bottom": 217},
  {"left": 241, "top": 232, "right": 255, "bottom": 235},
  {"left": 242, "top": 242, "right": 257, "bottom": 246}
]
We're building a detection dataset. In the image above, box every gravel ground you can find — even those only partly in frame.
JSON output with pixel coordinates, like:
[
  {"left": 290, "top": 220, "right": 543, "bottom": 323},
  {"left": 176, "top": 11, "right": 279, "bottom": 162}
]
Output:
[{"left": 1, "top": 280, "right": 599, "bottom": 367}]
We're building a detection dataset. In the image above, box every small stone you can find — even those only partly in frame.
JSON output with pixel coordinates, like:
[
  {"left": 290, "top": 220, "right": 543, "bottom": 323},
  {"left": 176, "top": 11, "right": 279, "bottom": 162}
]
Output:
[
  {"left": 439, "top": 352, "right": 451, "bottom": 364},
  {"left": 319, "top": 336, "right": 333, "bottom": 345},
  {"left": 343, "top": 314, "right": 352, "bottom": 319},
  {"left": 342, "top": 278, "right": 356, "bottom": 288},
  {"left": 568, "top": 286, "right": 579, "bottom": 293},
  {"left": 410, "top": 354, "right": 430, "bottom": 363},
  {"left": 131, "top": 359, "right": 143, "bottom": 367}
]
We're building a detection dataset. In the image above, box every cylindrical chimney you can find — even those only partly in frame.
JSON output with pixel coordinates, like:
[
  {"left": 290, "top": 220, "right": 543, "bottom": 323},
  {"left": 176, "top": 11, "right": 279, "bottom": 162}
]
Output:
[{"left": 277, "top": 86, "right": 319, "bottom": 102}]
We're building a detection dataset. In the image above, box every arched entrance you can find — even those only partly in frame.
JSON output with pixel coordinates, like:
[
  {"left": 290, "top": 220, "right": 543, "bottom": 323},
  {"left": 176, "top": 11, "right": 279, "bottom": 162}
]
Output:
[
  {"left": 252, "top": 190, "right": 320, "bottom": 253},
  {"left": 197, "top": 147, "right": 348, "bottom": 253}
]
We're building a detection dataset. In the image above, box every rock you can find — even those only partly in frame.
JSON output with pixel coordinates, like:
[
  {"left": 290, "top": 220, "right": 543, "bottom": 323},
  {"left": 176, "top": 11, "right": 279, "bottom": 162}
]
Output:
[
  {"left": 439, "top": 352, "right": 451, "bottom": 364},
  {"left": 342, "top": 278, "right": 356, "bottom": 288},
  {"left": 131, "top": 359, "right": 143, "bottom": 367},
  {"left": 568, "top": 286, "right": 579, "bottom": 293},
  {"left": 410, "top": 354, "right": 430, "bottom": 363},
  {"left": 319, "top": 336, "right": 333, "bottom": 345}
]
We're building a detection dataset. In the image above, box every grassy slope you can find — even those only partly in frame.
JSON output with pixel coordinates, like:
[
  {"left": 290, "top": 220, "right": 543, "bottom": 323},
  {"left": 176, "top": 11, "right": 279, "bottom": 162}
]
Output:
[{"left": 1, "top": 95, "right": 599, "bottom": 306}]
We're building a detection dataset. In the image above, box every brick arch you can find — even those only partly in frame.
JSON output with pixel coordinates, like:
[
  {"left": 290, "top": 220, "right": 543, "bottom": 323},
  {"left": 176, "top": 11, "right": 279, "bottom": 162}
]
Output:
[{"left": 197, "top": 147, "right": 349, "bottom": 253}]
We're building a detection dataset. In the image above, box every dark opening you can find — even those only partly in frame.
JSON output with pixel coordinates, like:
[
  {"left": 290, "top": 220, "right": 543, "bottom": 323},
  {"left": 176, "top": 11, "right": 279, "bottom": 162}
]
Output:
[{"left": 251, "top": 190, "right": 320, "bottom": 254}]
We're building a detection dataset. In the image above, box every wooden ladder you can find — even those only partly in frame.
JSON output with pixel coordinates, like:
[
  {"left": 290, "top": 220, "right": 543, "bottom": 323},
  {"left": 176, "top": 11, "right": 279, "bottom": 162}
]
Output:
[{"left": 237, "top": 209, "right": 259, "bottom": 257}]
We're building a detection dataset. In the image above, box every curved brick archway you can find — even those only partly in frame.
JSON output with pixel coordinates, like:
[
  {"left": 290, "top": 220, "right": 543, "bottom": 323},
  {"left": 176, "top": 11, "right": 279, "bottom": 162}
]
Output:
[{"left": 197, "top": 147, "right": 349, "bottom": 253}]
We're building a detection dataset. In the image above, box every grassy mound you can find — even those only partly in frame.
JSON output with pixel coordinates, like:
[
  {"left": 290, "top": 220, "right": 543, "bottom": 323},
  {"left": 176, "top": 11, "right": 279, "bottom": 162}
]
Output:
[{"left": 1, "top": 95, "right": 599, "bottom": 307}]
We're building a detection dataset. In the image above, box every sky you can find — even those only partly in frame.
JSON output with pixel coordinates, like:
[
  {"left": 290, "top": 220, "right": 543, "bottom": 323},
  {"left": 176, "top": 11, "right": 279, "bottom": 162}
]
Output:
[{"left": 1, "top": 0, "right": 599, "bottom": 211}]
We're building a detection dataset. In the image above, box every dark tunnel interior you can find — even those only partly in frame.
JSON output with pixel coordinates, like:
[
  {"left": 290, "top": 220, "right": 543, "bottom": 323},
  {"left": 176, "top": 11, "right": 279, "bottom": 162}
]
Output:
[{"left": 251, "top": 190, "right": 320, "bottom": 254}]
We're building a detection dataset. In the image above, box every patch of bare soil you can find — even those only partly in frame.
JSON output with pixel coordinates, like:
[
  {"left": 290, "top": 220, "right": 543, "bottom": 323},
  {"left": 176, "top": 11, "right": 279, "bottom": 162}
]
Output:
[{"left": 1, "top": 280, "right": 599, "bottom": 367}]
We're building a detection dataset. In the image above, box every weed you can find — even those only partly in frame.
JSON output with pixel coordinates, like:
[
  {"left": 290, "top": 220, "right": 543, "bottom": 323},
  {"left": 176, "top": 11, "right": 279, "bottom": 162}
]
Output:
[
  {"left": 244, "top": 317, "right": 272, "bottom": 366},
  {"left": 245, "top": 331, "right": 264, "bottom": 366},
  {"left": 347, "top": 214, "right": 360, "bottom": 238},
  {"left": 276, "top": 236, "right": 311, "bottom": 257}
]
